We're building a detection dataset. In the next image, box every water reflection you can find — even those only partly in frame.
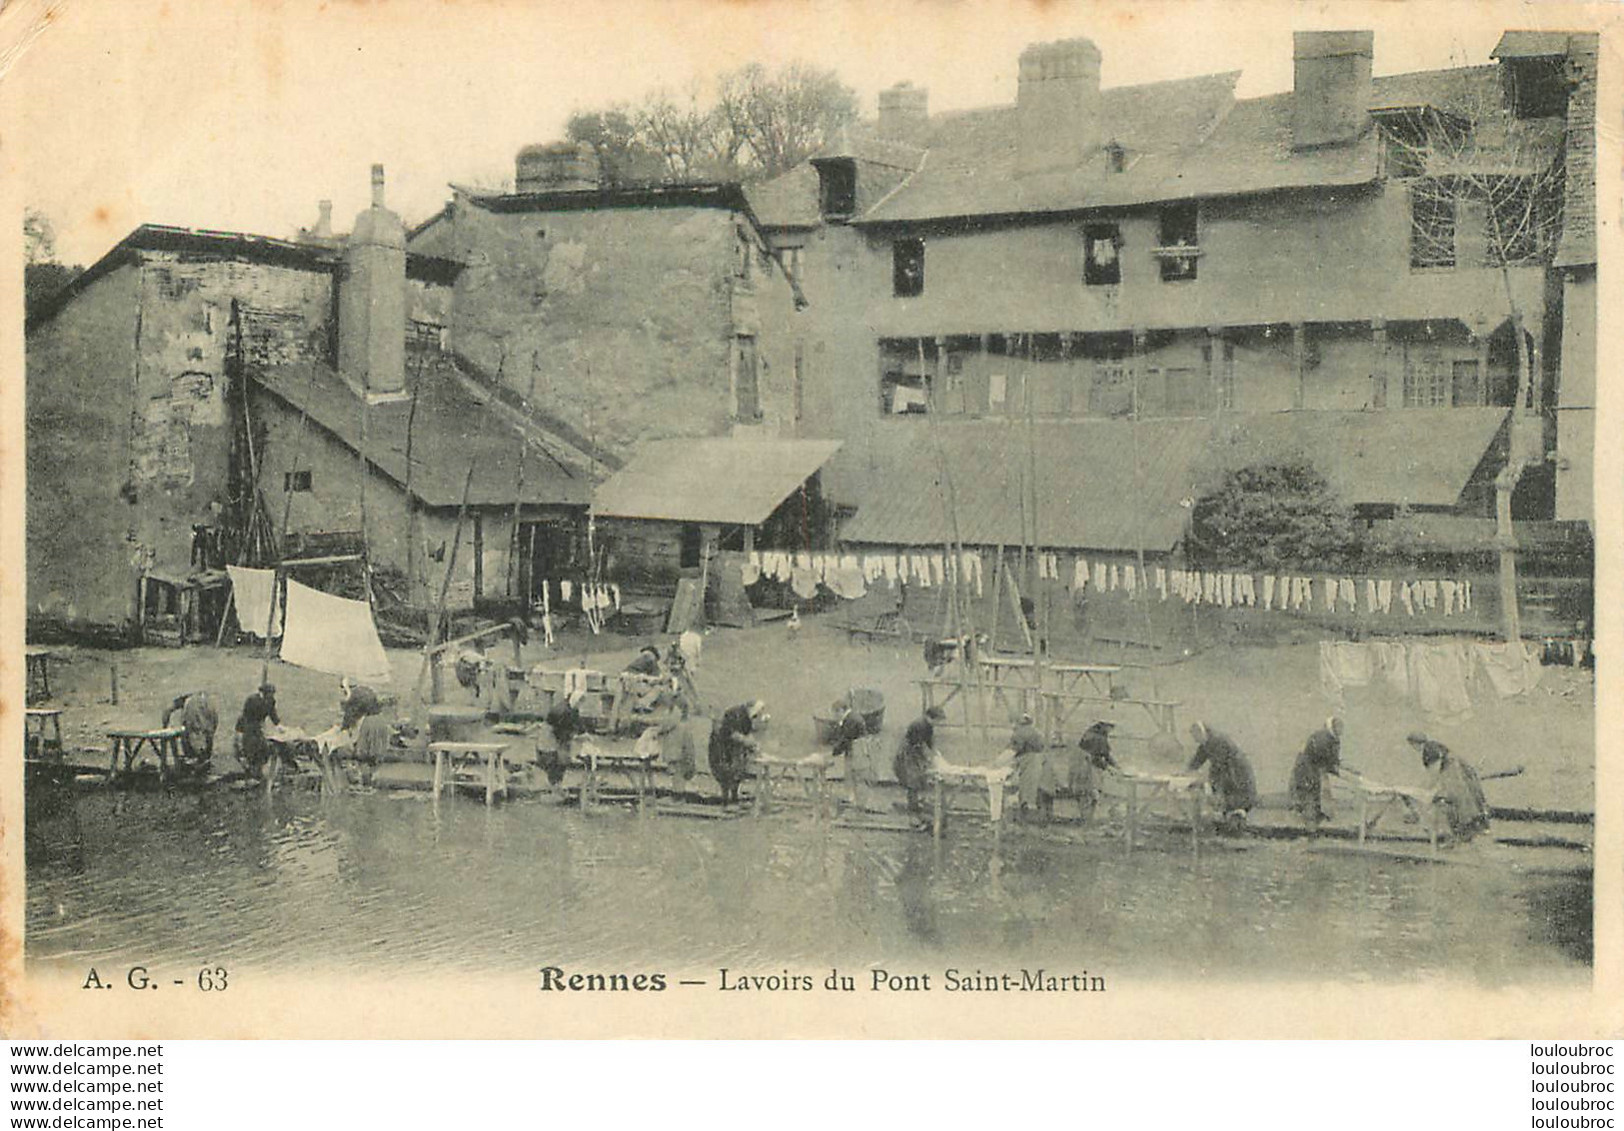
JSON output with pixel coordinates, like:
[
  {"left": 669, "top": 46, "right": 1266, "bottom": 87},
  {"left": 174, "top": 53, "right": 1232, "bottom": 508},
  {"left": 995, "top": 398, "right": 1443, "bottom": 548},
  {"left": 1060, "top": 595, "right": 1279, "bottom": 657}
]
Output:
[{"left": 26, "top": 788, "right": 1589, "bottom": 980}]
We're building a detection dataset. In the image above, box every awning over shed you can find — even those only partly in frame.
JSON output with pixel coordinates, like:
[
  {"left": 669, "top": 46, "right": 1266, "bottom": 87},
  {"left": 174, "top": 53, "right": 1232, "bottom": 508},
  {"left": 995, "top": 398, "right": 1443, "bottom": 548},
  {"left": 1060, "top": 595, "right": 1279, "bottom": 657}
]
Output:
[
  {"left": 591, "top": 438, "right": 842, "bottom": 525},
  {"left": 838, "top": 409, "right": 1508, "bottom": 553}
]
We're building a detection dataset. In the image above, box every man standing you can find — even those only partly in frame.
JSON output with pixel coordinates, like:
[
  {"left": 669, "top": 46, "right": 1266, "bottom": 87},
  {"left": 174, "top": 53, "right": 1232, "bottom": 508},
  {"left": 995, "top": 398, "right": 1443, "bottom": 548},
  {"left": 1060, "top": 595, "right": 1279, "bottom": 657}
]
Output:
[
  {"left": 1290, "top": 716, "right": 1344, "bottom": 824},
  {"left": 233, "top": 683, "right": 280, "bottom": 778},
  {"left": 1407, "top": 732, "right": 1490, "bottom": 842},
  {"left": 1188, "top": 722, "right": 1259, "bottom": 831}
]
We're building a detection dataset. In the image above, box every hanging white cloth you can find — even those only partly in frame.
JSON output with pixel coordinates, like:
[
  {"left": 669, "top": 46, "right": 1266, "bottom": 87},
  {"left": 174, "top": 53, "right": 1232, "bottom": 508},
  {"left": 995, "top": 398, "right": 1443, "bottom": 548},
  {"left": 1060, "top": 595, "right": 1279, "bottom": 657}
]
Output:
[
  {"left": 226, "top": 565, "right": 282, "bottom": 638},
  {"left": 1337, "top": 578, "right": 1357, "bottom": 613},
  {"left": 1262, "top": 575, "right": 1276, "bottom": 610},
  {"left": 1237, "top": 574, "right": 1256, "bottom": 606},
  {"left": 1378, "top": 579, "right": 1394, "bottom": 614},
  {"left": 1364, "top": 579, "right": 1379, "bottom": 615},
  {"left": 279, "top": 579, "right": 392, "bottom": 684}
]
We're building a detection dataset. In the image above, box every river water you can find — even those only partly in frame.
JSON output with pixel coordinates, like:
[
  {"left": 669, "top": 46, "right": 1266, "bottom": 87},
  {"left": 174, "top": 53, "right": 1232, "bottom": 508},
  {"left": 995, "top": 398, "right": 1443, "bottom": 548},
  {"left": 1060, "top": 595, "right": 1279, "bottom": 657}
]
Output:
[{"left": 25, "top": 787, "right": 1589, "bottom": 983}]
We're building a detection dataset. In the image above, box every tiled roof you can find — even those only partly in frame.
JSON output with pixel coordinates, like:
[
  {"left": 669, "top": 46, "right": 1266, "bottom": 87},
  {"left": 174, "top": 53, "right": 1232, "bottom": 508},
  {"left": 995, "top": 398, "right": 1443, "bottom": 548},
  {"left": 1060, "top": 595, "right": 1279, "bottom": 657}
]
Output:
[
  {"left": 592, "top": 438, "right": 843, "bottom": 525},
  {"left": 837, "top": 409, "right": 1508, "bottom": 551},
  {"left": 251, "top": 357, "right": 593, "bottom": 509}
]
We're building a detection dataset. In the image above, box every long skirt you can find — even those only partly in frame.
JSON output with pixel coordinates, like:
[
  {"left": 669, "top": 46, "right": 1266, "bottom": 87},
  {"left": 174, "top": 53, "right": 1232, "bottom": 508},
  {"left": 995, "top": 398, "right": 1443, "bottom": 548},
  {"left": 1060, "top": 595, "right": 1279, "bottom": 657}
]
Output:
[{"left": 708, "top": 737, "right": 750, "bottom": 789}]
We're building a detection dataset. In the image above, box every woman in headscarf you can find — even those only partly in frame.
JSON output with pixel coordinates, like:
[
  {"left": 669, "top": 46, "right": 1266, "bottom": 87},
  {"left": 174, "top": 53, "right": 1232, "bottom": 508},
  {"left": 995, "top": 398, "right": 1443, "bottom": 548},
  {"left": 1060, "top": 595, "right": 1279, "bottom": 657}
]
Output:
[
  {"left": 537, "top": 690, "right": 586, "bottom": 790},
  {"left": 709, "top": 700, "right": 767, "bottom": 808},
  {"left": 1068, "top": 720, "right": 1119, "bottom": 823},
  {"left": 339, "top": 678, "right": 383, "bottom": 732},
  {"left": 1290, "top": 716, "right": 1343, "bottom": 823},
  {"left": 162, "top": 691, "right": 219, "bottom": 779},
  {"left": 893, "top": 706, "right": 946, "bottom": 823},
  {"left": 1188, "top": 721, "right": 1259, "bottom": 830},
  {"left": 1010, "top": 713, "right": 1055, "bottom": 822},
  {"left": 1407, "top": 732, "right": 1490, "bottom": 842},
  {"left": 828, "top": 703, "right": 871, "bottom": 807},
  {"left": 637, "top": 689, "right": 697, "bottom": 800}
]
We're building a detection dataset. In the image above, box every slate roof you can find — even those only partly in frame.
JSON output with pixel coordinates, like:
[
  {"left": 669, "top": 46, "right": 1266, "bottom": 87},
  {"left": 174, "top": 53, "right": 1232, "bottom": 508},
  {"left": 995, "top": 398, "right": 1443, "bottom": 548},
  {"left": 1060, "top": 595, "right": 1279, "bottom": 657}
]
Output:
[
  {"left": 26, "top": 224, "right": 464, "bottom": 333},
  {"left": 251, "top": 357, "right": 593, "bottom": 509},
  {"left": 749, "top": 57, "right": 1576, "bottom": 230},
  {"left": 592, "top": 438, "right": 842, "bottom": 525},
  {"left": 837, "top": 409, "right": 1508, "bottom": 552}
]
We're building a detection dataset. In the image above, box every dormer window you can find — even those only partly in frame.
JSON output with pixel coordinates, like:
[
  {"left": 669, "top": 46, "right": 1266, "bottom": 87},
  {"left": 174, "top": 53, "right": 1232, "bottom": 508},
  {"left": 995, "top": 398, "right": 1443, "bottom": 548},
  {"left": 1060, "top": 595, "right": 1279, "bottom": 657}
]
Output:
[{"left": 816, "top": 159, "right": 857, "bottom": 220}]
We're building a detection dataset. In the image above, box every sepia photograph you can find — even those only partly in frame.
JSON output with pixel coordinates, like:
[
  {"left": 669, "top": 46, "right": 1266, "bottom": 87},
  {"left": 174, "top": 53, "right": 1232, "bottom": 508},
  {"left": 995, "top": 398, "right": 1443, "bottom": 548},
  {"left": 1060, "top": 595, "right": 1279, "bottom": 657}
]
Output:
[{"left": 3, "top": 0, "right": 1616, "bottom": 1038}]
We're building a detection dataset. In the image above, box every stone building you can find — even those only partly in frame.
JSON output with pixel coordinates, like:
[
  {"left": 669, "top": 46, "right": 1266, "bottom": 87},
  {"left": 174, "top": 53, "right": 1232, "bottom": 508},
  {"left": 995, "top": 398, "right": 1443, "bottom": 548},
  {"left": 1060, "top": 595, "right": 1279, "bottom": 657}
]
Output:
[
  {"left": 25, "top": 169, "right": 593, "bottom": 638},
  {"left": 407, "top": 143, "right": 810, "bottom": 464},
  {"left": 749, "top": 30, "right": 1598, "bottom": 549}
]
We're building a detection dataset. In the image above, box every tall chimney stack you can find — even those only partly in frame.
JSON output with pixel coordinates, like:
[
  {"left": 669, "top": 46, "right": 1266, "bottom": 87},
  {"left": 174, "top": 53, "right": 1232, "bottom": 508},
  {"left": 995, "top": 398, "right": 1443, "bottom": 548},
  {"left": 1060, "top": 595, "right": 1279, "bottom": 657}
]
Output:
[
  {"left": 516, "top": 141, "right": 602, "bottom": 193},
  {"left": 1292, "top": 30, "right": 1374, "bottom": 149},
  {"left": 877, "top": 82, "right": 929, "bottom": 143},
  {"left": 1016, "top": 38, "right": 1104, "bottom": 176},
  {"left": 339, "top": 163, "right": 407, "bottom": 397}
]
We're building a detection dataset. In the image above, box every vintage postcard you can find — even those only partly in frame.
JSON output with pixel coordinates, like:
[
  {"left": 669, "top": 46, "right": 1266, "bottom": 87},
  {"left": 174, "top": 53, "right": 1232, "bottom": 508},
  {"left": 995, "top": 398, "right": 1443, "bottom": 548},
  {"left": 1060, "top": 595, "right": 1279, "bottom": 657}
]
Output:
[{"left": 1, "top": 0, "right": 1619, "bottom": 1039}]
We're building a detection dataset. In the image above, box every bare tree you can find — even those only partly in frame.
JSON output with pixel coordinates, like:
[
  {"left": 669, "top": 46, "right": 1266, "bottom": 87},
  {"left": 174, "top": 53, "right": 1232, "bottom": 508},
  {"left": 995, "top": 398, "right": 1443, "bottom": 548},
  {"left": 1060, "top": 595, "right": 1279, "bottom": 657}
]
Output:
[
  {"left": 25, "top": 208, "right": 57, "bottom": 265},
  {"left": 717, "top": 61, "right": 859, "bottom": 178},
  {"left": 564, "top": 61, "right": 858, "bottom": 187},
  {"left": 1384, "top": 80, "right": 1570, "bottom": 642},
  {"left": 636, "top": 83, "right": 726, "bottom": 182}
]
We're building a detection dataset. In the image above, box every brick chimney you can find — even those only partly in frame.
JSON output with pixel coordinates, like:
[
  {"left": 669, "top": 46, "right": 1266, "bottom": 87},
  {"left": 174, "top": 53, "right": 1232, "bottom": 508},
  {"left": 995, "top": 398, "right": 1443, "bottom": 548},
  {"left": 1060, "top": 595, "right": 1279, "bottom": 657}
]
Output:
[
  {"left": 339, "top": 164, "right": 406, "bottom": 397},
  {"left": 314, "top": 200, "right": 333, "bottom": 239},
  {"left": 1292, "top": 30, "right": 1374, "bottom": 149},
  {"left": 1017, "top": 38, "right": 1104, "bottom": 176},
  {"left": 877, "top": 81, "right": 929, "bottom": 143},
  {"left": 516, "top": 141, "right": 602, "bottom": 192}
]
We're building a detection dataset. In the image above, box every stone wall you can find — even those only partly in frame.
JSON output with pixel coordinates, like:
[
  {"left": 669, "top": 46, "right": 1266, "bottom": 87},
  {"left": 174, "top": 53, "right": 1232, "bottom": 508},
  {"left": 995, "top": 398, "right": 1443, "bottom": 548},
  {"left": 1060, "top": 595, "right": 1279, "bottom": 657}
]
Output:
[{"left": 423, "top": 200, "right": 803, "bottom": 461}]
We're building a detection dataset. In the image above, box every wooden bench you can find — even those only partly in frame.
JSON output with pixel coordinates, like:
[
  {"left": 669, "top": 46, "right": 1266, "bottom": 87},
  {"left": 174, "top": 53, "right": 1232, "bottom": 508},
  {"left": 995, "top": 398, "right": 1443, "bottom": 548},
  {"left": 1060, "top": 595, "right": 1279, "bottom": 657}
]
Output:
[
  {"left": 753, "top": 751, "right": 834, "bottom": 818},
  {"left": 930, "top": 757, "right": 1015, "bottom": 844},
  {"left": 574, "top": 740, "right": 657, "bottom": 813},
  {"left": 1117, "top": 770, "right": 1206, "bottom": 854},
  {"left": 106, "top": 726, "right": 186, "bottom": 786},
  {"left": 1342, "top": 772, "right": 1441, "bottom": 857}
]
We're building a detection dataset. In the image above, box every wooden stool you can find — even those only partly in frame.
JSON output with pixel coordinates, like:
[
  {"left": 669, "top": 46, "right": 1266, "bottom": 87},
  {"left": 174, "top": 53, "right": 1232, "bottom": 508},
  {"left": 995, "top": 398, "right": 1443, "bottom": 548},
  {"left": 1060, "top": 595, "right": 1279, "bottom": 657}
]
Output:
[
  {"left": 25, "top": 646, "right": 53, "bottom": 703},
  {"left": 430, "top": 742, "right": 511, "bottom": 807},
  {"left": 25, "top": 708, "right": 64, "bottom": 760}
]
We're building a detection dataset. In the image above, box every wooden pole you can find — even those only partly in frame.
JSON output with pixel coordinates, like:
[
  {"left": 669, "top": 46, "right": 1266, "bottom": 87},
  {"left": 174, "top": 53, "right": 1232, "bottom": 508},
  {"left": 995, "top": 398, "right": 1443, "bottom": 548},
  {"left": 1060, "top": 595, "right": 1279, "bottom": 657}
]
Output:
[
  {"left": 508, "top": 355, "right": 540, "bottom": 601},
  {"left": 415, "top": 461, "right": 479, "bottom": 709},
  {"left": 258, "top": 361, "right": 323, "bottom": 685},
  {"left": 919, "top": 339, "right": 991, "bottom": 755},
  {"left": 404, "top": 352, "right": 425, "bottom": 605}
]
